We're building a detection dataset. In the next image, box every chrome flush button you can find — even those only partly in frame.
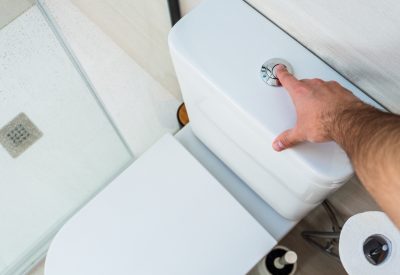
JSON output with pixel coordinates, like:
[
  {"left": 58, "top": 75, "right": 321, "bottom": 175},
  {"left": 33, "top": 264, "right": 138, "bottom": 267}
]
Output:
[{"left": 260, "top": 58, "right": 294, "bottom": 87}]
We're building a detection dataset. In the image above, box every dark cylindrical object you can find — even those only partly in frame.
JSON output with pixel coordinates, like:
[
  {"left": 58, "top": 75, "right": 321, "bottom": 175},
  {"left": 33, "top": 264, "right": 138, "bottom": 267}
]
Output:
[{"left": 167, "top": 0, "right": 181, "bottom": 26}]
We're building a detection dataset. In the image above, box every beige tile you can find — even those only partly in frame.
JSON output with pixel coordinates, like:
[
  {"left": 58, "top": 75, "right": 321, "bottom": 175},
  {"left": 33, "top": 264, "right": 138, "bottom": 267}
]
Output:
[
  {"left": 28, "top": 259, "right": 45, "bottom": 275},
  {"left": 179, "top": 0, "right": 203, "bottom": 15},
  {"left": 72, "top": 0, "right": 182, "bottom": 100},
  {"left": 0, "top": 0, "right": 34, "bottom": 29}
]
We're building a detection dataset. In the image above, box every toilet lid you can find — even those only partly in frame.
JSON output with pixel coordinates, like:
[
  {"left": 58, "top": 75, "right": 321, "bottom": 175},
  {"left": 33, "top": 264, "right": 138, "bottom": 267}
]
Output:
[{"left": 45, "top": 134, "right": 276, "bottom": 275}]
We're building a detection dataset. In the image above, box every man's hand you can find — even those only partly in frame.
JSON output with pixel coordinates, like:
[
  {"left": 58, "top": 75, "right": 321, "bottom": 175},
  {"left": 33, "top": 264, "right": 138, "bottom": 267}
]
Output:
[
  {"left": 272, "top": 64, "right": 363, "bottom": 151},
  {"left": 272, "top": 65, "right": 400, "bottom": 228}
]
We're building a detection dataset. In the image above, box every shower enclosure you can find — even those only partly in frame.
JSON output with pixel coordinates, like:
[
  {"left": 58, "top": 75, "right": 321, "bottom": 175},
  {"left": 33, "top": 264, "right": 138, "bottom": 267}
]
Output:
[{"left": 0, "top": 1, "right": 133, "bottom": 274}]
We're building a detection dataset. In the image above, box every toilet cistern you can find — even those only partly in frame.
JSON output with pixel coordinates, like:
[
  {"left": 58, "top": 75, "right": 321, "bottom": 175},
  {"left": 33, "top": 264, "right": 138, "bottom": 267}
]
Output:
[
  {"left": 169, "top": 0, "right": 382, "bottom": 220},
  {"left": 260, "top": 58, "right": 293, "bottom": 87}
]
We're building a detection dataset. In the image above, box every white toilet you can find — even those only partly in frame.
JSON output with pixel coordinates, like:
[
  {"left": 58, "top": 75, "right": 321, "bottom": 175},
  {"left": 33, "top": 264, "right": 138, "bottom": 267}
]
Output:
[{"left": 44, "top": 0, "right": 381, "bottom": 274}]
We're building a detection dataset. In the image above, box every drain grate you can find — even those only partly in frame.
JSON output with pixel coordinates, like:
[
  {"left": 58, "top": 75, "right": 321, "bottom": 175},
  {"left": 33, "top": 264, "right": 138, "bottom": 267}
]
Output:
[{"left": 0, "top": 113, "right": 43, "bottom": 158}]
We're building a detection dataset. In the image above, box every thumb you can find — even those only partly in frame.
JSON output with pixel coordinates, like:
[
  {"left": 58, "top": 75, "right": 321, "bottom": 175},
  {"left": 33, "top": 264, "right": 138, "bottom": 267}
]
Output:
[{"left": 272, "top": 129, "right": 303, "bottom": 151}]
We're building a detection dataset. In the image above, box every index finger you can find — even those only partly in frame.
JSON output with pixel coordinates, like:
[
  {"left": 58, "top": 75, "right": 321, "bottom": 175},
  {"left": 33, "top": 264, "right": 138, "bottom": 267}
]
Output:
[{"left": 275, "top": 65, "right": 301, "bottom": 94}]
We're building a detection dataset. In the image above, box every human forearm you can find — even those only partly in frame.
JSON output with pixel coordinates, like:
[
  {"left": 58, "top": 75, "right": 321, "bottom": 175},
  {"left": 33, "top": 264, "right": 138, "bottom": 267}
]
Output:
[
  {"left": 332, "top": 104, "right": 400, "bottom": 226},
  {"left": 274, "top": 65, "right": 400, "bottom": 227}
]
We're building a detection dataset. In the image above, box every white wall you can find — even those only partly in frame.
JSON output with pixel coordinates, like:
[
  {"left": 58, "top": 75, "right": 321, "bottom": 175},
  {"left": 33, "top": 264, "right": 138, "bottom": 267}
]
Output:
[{"left": 248, "top": 0, "right": 400, "bottom": 113}]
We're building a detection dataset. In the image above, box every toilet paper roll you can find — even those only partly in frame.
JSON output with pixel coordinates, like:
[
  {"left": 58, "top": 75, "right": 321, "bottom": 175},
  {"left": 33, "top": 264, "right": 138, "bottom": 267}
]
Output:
[{"left": 339, "top": 211, "right": 399, "bottom": 275}]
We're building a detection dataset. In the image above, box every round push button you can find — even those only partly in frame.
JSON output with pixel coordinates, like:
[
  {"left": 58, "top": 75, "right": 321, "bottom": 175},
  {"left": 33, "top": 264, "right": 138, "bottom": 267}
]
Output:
[{"left": 260, "top": 58, "right": 294, "bottom": 87}]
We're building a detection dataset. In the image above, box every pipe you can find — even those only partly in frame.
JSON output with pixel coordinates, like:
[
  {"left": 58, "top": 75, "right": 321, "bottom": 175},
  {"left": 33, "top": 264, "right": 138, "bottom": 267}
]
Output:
[{"left": 167, "top": 0, "right": 182, "bottom": 26}]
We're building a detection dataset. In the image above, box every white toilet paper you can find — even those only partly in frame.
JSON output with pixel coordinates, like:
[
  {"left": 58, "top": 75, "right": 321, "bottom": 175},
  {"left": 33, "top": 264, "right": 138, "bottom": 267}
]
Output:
[{"left": 339, "top": 211, "right": 400, "bottom": 275}]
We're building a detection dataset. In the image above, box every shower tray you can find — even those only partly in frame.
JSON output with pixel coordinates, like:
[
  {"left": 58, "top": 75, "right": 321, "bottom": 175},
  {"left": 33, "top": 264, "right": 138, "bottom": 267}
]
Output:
[{"left": 0, "top": 1, "right": 133, "bottom": 274}]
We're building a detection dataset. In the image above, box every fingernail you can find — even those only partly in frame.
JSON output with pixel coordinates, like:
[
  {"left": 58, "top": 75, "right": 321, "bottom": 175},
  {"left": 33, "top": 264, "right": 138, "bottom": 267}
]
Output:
[
  {"left": 276, "top": 64, "right": 286, "bottom": 71},
  {"left": 273, "top": 140, "right": 285, "bottom": 151}
]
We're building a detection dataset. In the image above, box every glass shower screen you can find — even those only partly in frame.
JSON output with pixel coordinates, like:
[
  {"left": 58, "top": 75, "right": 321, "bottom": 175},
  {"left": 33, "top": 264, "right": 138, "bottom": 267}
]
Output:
[{"left": 0, "top": 1, "right": 133, "bottom": 274}]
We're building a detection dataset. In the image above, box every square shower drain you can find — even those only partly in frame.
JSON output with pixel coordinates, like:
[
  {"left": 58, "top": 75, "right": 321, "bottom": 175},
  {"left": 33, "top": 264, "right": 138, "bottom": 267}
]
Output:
[{"left": 0, "top": 113, "right": 43, "bottom": 158}]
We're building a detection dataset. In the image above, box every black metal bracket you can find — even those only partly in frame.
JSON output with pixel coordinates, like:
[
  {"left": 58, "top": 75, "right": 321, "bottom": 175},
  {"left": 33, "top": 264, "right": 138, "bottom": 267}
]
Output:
[{"left": 301, "top": 200, "right": 343, "bottom": 261}]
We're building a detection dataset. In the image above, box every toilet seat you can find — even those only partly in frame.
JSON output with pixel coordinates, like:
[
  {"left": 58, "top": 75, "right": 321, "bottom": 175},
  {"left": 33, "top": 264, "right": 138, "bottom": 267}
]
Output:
[{"left": 44, "top": 134, "right": 276, "bottom": 275}]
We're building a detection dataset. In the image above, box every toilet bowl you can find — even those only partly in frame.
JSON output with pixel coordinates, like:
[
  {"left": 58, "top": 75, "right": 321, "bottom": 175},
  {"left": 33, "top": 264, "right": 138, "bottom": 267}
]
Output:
[{"left": 44, "top": 0, "right": 382, "bottom": 274}]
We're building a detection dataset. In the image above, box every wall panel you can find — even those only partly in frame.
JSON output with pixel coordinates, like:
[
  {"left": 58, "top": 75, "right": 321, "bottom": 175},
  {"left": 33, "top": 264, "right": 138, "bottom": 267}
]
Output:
[{"left": 247, "top": 0, "right": 400, "bottom": 112}]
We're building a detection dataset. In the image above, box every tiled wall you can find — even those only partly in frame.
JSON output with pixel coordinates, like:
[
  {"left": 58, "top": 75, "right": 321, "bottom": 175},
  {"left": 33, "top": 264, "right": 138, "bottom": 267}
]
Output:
[{"left": 247, "top": 0, "right": 400, "bottom": 113}]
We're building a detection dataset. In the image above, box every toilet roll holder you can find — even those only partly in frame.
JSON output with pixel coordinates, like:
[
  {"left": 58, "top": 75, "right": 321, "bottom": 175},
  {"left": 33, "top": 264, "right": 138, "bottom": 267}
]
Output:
[
  {"left": 302, "top": 201, "right": 391, "bottom": 266},
  {"left": 363, "top": 234, "right": 390, "bottom": 265}
]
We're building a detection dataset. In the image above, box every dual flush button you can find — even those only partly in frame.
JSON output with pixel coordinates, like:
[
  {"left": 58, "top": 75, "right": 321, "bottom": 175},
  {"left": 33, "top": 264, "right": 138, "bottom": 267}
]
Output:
[{"left": 260, "top": 58, "right": 293, "bottom": 87}]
